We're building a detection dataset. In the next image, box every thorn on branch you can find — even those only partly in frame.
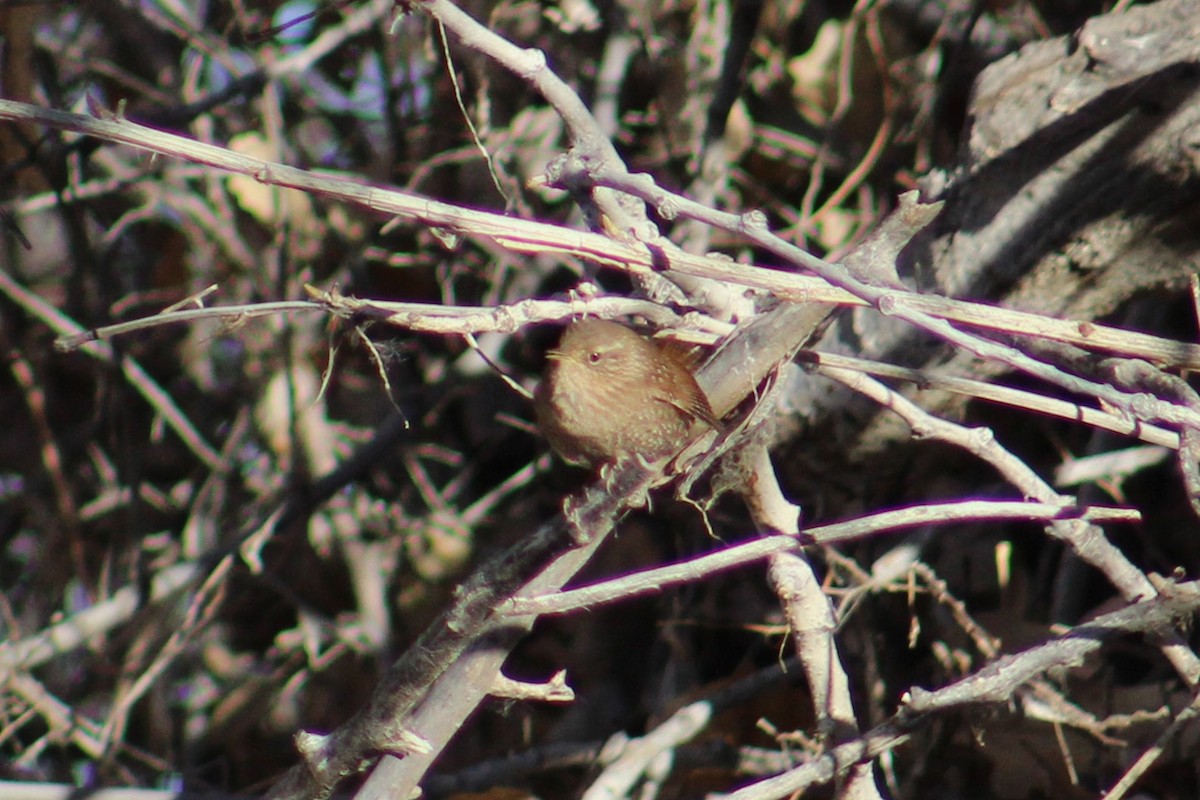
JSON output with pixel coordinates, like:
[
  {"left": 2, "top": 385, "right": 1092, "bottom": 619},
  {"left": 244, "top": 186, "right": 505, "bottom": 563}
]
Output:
[{"left": 491, "top": 669, "right": 576, "bottom": 703}]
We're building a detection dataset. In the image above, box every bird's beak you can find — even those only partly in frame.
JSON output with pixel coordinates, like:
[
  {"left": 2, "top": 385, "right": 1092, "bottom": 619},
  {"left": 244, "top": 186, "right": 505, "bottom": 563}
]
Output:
[{"left": 545, "top": 350, "right": 564, "bottom": 361}]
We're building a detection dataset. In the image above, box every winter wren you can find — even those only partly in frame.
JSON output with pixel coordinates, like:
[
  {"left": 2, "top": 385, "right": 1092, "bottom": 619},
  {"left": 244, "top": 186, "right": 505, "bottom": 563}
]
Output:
[{"left": 534, "top": 319, "right": 718, "bottom": 469}]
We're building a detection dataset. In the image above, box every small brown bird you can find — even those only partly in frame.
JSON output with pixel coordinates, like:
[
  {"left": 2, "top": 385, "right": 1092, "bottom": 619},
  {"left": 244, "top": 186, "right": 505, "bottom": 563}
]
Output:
[{"left": 534, "top": 319, "right": 719, "bottom": 469}]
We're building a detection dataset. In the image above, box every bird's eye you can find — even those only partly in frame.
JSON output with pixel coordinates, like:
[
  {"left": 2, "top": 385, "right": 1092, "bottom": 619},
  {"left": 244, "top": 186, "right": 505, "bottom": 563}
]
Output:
[{"left": 588, "top": 351, "right": 602, "bottom": 364}]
